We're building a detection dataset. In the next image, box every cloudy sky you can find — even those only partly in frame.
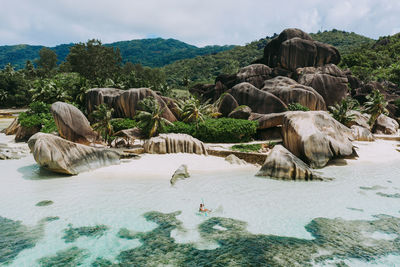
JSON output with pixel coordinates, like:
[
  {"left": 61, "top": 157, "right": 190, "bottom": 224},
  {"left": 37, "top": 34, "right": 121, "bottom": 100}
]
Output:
[{"left": 1, "top": 0, "right": 399, "bottom": 47}]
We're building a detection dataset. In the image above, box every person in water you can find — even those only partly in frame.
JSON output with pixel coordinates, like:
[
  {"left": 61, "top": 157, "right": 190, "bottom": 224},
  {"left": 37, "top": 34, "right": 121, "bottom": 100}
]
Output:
[{"left": 199, "top": 203, "right": 211, "bottom": 212}]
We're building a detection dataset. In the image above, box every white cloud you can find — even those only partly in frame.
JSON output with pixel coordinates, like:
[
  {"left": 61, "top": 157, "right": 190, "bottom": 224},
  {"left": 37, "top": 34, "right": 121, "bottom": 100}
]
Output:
[{"left": 0, "top": 0, "right": 399, "bottom": 46}]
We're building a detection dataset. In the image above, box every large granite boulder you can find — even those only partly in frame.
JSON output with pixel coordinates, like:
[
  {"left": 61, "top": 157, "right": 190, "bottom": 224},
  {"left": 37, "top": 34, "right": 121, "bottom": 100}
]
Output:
[
  {"left": 228, "top": 105, "right": 252, "bottom": 120},
  {"left": 249, "top": 112, "right": 286, "bottom": 129},
  {"left": 374, "top": 114, "right": 399, "bottom": 135},
  {"left": 86, "top": 88, "right": 177, "bottom": 122},
  {"left": 262, "top": 76, "right": 326, "bottom": 110},
  {"left": 229, "top": 83, "right": 287, "bottom": 114},
  {"left": 281, "top": 111, "right": 354, "bottom": 168},
  {"left": 256, "top": 145, "right": 323, "bottom": 181},
  {"left": 236, "top": 64, "right": 272, "bottom": 89},
  {"left": 28, "top": 133, "right": 120, "bottom": 175},
  {"left": 218, "top": 93, "right": 238, "bottom": 117},
  {"left": 351, "top": 125, "right": 375, "bottom": 142},
  {"left": 263, "top": 28, "right": 340, "bottom": 71},
  {"left": 297, "top": 64, "right": 349, "bottom": 107},
  {"left": 86, "top": 88, "right": 124, "bottom": 115},
  {"left": 347, "top": 110, "right": 371, "bottom": 130},
  {"left": 143, "top": 133, "right": 207, "bottom": 155},
  {"left": 51, "top": 102, "right": 98, "bottom": 145}
]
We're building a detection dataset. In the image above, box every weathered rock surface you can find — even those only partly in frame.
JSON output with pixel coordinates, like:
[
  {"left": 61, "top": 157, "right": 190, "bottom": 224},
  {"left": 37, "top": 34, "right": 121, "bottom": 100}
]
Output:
[
  {"left": 86, "top": 88, "right": 177, "bottom": 122},
  {"left": 218, "top": 93, "right": 238, "bottom": 117},
  {"left": 374, "top": 114, "right": 399, "bottom": 135},
  {"left": 347, "top": 110, "right": 371, "bottom": 130},
  {"left": 2, "top": 118, "right": 19, "bottom": 135},
  {"left": 228, "top": 105, "right": 252, "bottom": 120},
  {"left": 28, "top": 133, "right": 120, "bottom": 175},
  {"left": 225, "top": 154, "right": 247, "bottom": 165},
  {"left": 249, "top": 112, "right": 286, "bottom": 129},
  {"left": 351, "top": 125, "right": 375, "bottom": 142},
  {"left": 229, "top": 83, "right": 287, "bottom": 114},
  {"left": 51, "top": 102, "right": 98, "bottom": 145},
  {"left": 15, "top": 125, "right": 40, "bottom": 142},
  {"left": 236, "top": 64, "right": 272, "bottom": 89},
  {"left": 170, "top": 164, "right": 190, "bottom": 185},
  {"left": 281, "top": 111, "right": 354, "bottom": 168},
  {"left": 263, "top": 28, "right": 340, "bottom": 71},
  {"left": 262, "top": 76, "right": 326, "bottom": 110},
  {"left": 143, "top": 133, "right": 207, "bottom": 155},
  {"left": 256, "top": 145, "right": 323, "bottom": 181},
  {"left": 297, "top": 64, "right": 348, "bottom": 107}
]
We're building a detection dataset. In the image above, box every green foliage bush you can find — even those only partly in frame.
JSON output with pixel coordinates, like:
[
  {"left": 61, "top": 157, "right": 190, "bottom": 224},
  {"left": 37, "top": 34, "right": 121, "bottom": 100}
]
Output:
[
  {"left": 164, "top": 118, "right": 257, "bottom": 143},
  {"left": 18, "top": 101, "right": 57, "bottom": 132},
  {"left": 110, "top": 118, "right": 137, "bottom": 132},
  {"left": 231, "top": 143, "right": 262, "bottom": 152},
  {"left": 286, "top": 103, "right": 310, "bottom": 111}
]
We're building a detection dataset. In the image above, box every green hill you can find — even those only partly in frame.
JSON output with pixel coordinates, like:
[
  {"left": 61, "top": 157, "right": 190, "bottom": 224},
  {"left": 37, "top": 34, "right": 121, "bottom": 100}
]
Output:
[{"left": 0, "top": 38, "right": 235, "bottom": 69}]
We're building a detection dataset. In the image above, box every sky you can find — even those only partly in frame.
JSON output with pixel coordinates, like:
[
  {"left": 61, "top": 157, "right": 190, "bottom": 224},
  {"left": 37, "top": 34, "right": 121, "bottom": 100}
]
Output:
[{"left": 1, "top": 0, "right": 399, "bottom": 47}]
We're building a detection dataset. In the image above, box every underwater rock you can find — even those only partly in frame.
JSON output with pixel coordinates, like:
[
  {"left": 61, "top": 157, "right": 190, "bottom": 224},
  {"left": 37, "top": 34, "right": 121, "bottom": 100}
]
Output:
[
  {"left": 28, "top": 133, "right": 120, "bottom": 175},
  {"left": 37, "top": 246, "right": 89, "bottom": 267},
  {"left": 117, "top": 228, "right": 138, "bottom": 240},
  {"left": 376, "top": 192, "right": 400, "bottom": 199},
  {"left": 35, "top": 200, "right": 54, "bottom": 207},
  {"left": 62, "top": 224, "right": 109, "bottom": 243},
  {"left": 144, "top": 133, "right": 207, "bottom": 155},
  {"left": 256, "top": 145, "right": 324, "bottom": 181},
  {"left": 0, "top": 216, "right": 44, "bottom": 265},
  {"left": 170, "top": 164, "right": 190, "bottom": 185}
]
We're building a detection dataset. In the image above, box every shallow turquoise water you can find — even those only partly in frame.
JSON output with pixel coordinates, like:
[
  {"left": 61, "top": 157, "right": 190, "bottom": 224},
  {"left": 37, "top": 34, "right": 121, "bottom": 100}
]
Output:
[{"left": 1, "top": 137, "right": 400, "bottom": 266}]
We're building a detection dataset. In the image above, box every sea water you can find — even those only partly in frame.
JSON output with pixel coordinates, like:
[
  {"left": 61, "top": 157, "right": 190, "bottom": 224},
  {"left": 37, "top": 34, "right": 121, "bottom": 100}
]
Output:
[{"left": 1, "top": 132, "right": 400, "bottom": 266}]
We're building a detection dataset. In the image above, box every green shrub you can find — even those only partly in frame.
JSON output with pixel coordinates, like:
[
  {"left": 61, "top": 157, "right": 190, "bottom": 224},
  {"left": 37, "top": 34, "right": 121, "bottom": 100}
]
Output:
[
  {"left": 164, "top": 118, "right": 257, "bottom": 143},
  {"left": 18, "top": 101, "right": 57, "bottom": 132},
  {"left": 231, "top": 143, "right": 262, "bottom": 152},
  {"left": 110, "top": 118, "right": 137, "bottom": 132},
  {"left": 286, "top": 103, "right": 310, "bottom": 111}
]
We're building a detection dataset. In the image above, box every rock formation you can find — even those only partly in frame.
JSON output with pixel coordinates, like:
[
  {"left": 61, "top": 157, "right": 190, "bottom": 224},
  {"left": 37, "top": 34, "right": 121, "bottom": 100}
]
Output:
[
  {"left": 15, "top": 125, "right": 40, "bottom": 142},
  {"left": 229, "top": 83, "right": 287, "bottom": 114},
  {"left": 28, "top": 133, "right": 120, "bottom": 175},
  {"left": 263, "top": 28, "right": 340, "bottom": 71},
  {"left": 170, "top": 164, "right": 190, "bottom": 185},
  {"left": 2, "top": 118, "right": 19, "bottom": 135},
  {"left": 281, "top": 111, "right": 355, "bottom": 168},
  {"left": 228, "top": 106, "right": 252, "bottom": 120},
  {"left": 249, "top": 112, "right": 286, "bottom": 129},
  {"left": 256, "top": 145, "right": 323, "bottom": 181},
  {"left": 51, "top": 102, "right": 98, "bottom": 145},
  {"left": 143, "top": 133, "right": 207, "bottom": 155},
  {"left": 236, "top": 64, "right": 273, "bottom": 89},
  {"left": 347, "top": 111, "right": 371, "bottom": 130},
  {"left": 374, "top": 114, "right": 399, "bottom": 135},
  {"left": 86, "top": 88, "right": 177, "bottom": 122},
  {"left": 225, "top": 154, "right": 247, "bottom": 165},
  {"left": 351, "top": 125, "right": 375, "bottom": 141},
  {"left": 297, "top": 64, "right": 349, "bottom": 107},
  {"left": 262, "top": 76, "right": 326, "bottom": 110},
  {"left": 218, "top": 93, "right": 238, "bottom": 117}
]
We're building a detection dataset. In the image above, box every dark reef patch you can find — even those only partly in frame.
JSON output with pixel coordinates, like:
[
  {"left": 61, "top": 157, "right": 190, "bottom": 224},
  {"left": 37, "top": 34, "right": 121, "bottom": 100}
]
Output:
[
  {"left": 376, "top": 192, "right": 400, "bottom": 199},
  {"left": 359, "top": 185, "right": 387, "bottom": 191},
  {"left": 113, "top": 211, "right": 400, "bottom": 266},
  {"left": 37, "top": 246, "right": 89, "bottom": 267},
  {"left": 346, "top": 207, "right": 364, "bottom": 212},
  {"left": 63, "top": 224, "right": 109, "bottom": 243},
  {"left": 36, "top": 200, "right": 54, "bottom": 207},
  {"left": 0, "top": 216, "right": 44, "bottom": 265},
  {"left": 91, "top": 257, "right": 114, "bottom": 267},
  {"left": 117, "top": 228, "right": 138, "bottom": 240}
]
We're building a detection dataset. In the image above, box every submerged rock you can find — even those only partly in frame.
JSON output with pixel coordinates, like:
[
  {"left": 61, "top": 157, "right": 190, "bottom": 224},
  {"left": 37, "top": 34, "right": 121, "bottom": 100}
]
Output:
[
  {"left": 28, "top": 133, "right": 120, "bottom": 175},
  {"left": 51, "top": 101, "right": 98, "bottom": 145},
  {"left": 35, "top": 200, "right": 54, "bottom": 207},
  {"left": 170, "top": 164, "right": 190, "bottom": 185},
  {"left": 281, "top": 111, "right": 354, "bottom": 168},
  {"left": 37, "top": 246, "right": 89, "bottom": 267},
  {"left": 63, "top": 224, "right": 109, "bottom": 243},
  {"left": 256, "top": 145, "right": 323, "bottom": 181},
  {"left": 144, "top": 133, "right": 207, "bottom": 155}
]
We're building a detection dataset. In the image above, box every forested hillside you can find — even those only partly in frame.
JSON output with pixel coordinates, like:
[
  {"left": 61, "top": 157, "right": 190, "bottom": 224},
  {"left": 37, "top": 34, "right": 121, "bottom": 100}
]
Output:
[{"left": 0, "top": 39, "right": 235, "bottom": 69}]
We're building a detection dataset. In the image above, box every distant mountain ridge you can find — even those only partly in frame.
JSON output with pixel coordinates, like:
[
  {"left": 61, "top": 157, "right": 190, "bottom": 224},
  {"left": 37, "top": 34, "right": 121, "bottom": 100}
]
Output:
[{"left": 0, "top": 38, "right": 235, "bottom": 69}]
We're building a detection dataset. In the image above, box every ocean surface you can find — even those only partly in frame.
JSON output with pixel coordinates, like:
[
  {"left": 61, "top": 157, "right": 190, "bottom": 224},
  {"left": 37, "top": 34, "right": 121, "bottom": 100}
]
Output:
[{"left": 1, "top": 132, "right": 400, "bottom": 266}]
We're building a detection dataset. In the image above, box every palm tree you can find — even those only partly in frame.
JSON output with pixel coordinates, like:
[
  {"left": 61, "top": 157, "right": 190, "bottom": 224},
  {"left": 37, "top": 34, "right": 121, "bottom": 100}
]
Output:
[
  {"left": 90, "top": 104, "right": 114, "bottom": 145},
  {"left": 364, "top": 90, "right": 388, "bottom": 126},
  {"left": 136, "top": 97, "right": 173, "bottom": 138},
  {"left": 329, "top": 97, "right": 359, "bottom": 127},
  {"left": 177, "top": 97, "right": 220, "bottom": 126}
]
